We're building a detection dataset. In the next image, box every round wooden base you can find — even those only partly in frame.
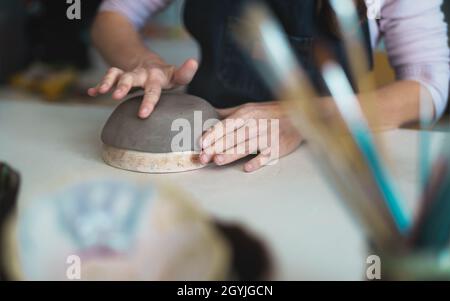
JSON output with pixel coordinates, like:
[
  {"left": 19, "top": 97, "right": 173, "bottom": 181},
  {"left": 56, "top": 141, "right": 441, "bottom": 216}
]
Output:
[{"left": 102, "top": 144, "right": 206, "bottom": 173}]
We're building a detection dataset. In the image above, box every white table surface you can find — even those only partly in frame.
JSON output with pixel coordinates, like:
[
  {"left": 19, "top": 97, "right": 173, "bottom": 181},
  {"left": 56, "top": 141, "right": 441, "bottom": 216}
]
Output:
[{"left": 0, "top": 98, "right": 448, "bottom": 280}]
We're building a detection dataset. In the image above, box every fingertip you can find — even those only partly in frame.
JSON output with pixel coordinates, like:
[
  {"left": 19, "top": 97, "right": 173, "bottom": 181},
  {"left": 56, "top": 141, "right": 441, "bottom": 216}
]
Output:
[
  {"left": 87, "top": 88, "right": 97, "bottom": 96},
  {"left": 199, "top": 153, "right": 209, "bottom": 164},
  {"left": 139, "top": 107, "right": 151, "bottom": 119},
  {"left": 175, "top": 59, "right": 199, "bottom": 84},
  {"left": 244, "top": 163, "right": 255, "bottom": 173},
  {"left": 187, "top": 58, "right": 199, "bottom": 70},
  {"left": 214, "top": 155, "right": 224, "bottom": 165}
]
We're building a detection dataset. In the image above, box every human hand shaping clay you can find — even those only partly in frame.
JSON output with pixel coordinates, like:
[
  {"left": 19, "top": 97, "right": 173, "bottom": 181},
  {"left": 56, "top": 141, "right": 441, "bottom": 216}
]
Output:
[
  {"left": 88, "top": 58, "right": 198, "bottom": 119},
  {"left": 199, "top": 102, "right": 303, "bottom": 173}
]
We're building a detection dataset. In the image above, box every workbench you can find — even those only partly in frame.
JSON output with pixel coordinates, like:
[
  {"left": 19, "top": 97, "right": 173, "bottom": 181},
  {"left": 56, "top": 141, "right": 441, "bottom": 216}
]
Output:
[{"left": 0, "top": 98, "right": 448, "bottom": 280}]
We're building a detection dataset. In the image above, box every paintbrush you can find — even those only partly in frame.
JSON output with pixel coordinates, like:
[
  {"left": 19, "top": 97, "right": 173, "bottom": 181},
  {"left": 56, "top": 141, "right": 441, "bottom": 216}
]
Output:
[
  {"left": 316, "top": 1, "right": 411, "bottom": 236},
  {"left": 314, "top": 45, "right": 410, "bottom": 235},
  {"left": 328, "top": 0, "right": 383, "bottom": 144},
  {"left": 418, "top": 88, "right": 436, "bottom": 190},
  {"left": 233, "top": 4, "right": 406, "bottom": 250},
  {"left": 329, "top": 0, "right": 450, "bottom": 257},
  {"left": 328, "top": 0, "right": 374, "bottom": 93}
]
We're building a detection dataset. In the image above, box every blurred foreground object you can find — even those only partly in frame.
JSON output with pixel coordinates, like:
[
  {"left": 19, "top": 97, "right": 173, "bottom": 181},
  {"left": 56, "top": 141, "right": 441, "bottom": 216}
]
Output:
[
  {"left": 236, "top": 2, "right": 450, "bottom": 280},
  {"left": 0, "top": 163, "right": 20, "bottom": 281},
  {"left": 0, "top": 1, "right": 28, "bottom": 83},
  {"left": 1, "top": 178, "right": 270, "bottom": 280},
  {"left": 235, "top": 2, "right": 408, "bottom": 252}
]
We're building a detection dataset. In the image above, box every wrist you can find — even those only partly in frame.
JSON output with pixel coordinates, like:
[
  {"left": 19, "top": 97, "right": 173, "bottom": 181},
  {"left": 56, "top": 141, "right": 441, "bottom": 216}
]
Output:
[{"left": 130, "top": 50, "right": 166, "bottom": 70}]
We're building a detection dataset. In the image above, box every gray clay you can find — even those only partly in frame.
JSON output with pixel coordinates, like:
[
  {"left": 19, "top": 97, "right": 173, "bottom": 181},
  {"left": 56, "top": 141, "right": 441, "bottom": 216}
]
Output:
[{"left": 101, "top": 93, "right": 219, "bottom": 153}]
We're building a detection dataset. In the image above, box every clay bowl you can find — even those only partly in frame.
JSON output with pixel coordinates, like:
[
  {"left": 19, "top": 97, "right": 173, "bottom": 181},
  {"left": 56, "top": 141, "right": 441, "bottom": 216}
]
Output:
[{"left": 101, "top": 93, "right": 219, "bottom": 173}]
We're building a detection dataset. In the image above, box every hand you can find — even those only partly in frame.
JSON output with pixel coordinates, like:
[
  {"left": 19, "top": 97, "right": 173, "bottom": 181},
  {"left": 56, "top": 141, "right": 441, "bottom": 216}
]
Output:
[
  {"left": 200, "top": 102, "right": 303, "bottom": 172},
  {"left": 88, "top": 58, "right": 198, "bottom": 119}
]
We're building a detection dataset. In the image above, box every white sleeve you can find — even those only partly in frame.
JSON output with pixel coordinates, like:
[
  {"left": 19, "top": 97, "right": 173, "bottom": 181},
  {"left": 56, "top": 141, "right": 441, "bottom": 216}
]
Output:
[
  {"left": 379, "top": 0, "right": 450, "bottom": 119},
  {"left": 99, "top": 0, "right": 173, "bottom": 29}
]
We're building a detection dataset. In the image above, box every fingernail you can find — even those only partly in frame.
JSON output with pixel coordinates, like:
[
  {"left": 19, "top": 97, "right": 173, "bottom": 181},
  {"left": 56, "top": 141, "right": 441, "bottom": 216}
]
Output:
[
  {"left": 100, "top": 84, "right": 108, "bottom": 89},
  {"left": 140, "top": 108, "right": 150, "bottom": 117}
]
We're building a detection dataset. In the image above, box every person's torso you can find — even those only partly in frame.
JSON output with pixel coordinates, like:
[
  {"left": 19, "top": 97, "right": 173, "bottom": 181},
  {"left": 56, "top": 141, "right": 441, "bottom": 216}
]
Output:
[{"left": 183, "top": 0, "right": 372, "bottom": 108}]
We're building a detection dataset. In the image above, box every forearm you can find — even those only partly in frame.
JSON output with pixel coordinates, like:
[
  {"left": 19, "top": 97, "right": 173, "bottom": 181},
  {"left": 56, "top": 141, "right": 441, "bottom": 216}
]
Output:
[
  {"left": 372, "top": 80, "right": 427, "bottom": 130},
  {"left": 379, "top": 0, "right": 449, "bottom": 121},
  {"left": 322, "top": 80, "right": 428, "bottom": 131},
  {"left": 91, "top": 11, "right": 164, "bottom": 70}
]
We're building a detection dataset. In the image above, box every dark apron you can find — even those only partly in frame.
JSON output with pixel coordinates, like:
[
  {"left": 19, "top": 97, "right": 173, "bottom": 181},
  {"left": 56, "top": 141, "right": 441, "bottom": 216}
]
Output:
[{"left": 183, "top": 0, "right": 373, "bottom": 108}]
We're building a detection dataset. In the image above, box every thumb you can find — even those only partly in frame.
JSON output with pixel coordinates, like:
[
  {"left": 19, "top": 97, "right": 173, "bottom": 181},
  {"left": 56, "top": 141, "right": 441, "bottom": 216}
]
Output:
[{"left": 173, "top": 58, "right": 198, "bottom": 86}]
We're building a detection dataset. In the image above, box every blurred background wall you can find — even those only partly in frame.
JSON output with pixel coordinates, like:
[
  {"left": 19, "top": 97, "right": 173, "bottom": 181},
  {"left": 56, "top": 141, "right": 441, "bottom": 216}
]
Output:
[
  {"left": 0, "top": 0, "right": 449, "bottom": 113},
  {"left": 0, "top": 1, "right": 28, "bottom": 83}
]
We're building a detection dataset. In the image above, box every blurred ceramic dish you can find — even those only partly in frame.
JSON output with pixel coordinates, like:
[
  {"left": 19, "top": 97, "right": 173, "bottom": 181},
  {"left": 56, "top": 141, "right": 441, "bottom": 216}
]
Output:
[{"left": 3, "top": 179, "right": 230, "bottom": 280}]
